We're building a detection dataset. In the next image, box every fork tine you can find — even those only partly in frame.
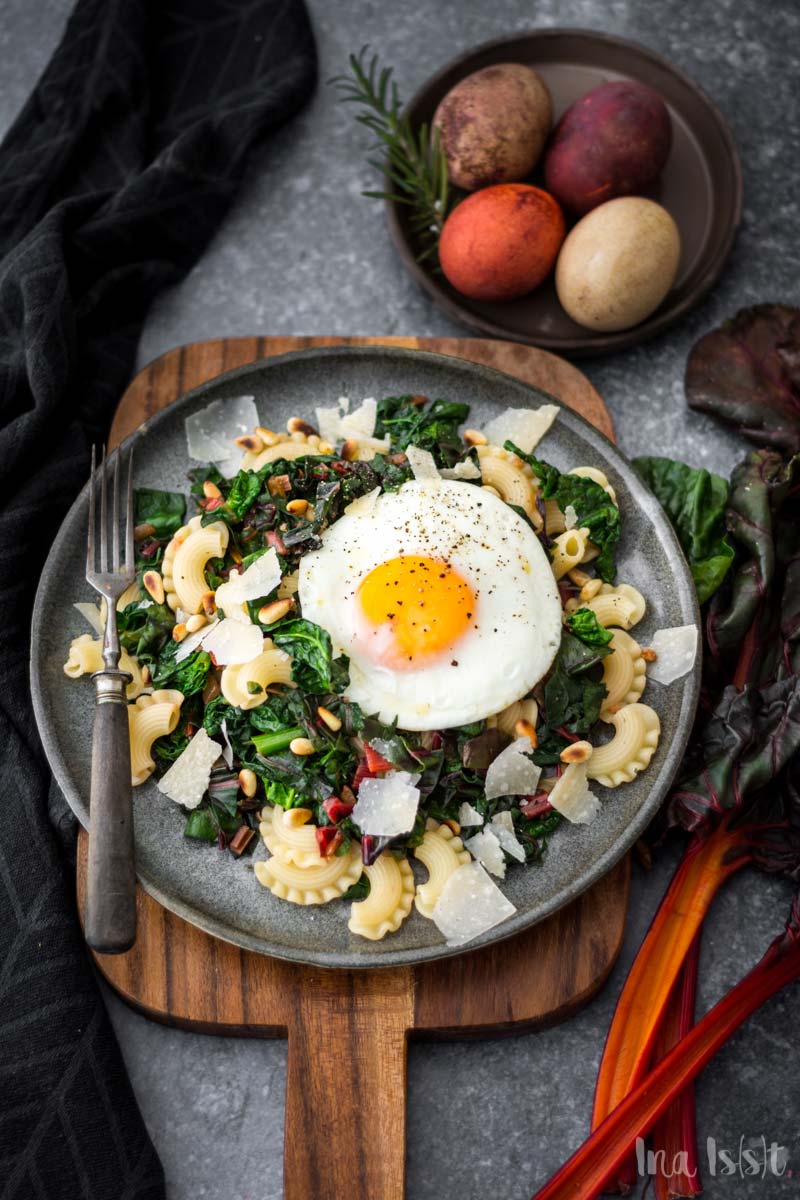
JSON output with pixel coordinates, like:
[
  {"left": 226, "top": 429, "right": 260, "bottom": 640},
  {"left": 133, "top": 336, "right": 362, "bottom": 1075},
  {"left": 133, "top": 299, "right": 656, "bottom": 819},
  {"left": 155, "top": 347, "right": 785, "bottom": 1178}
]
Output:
[
  {"left": 112, "top": 449, "right": 121, "bottom": 572},
  {"left": 99, "top": 445, "right": 108, "bottom": 574},
  {"left": 87, "top": 444, "right": 96, "bottom": 576},
  {"left": 124, "top": 448, "right": 135, "bottom": 573}
]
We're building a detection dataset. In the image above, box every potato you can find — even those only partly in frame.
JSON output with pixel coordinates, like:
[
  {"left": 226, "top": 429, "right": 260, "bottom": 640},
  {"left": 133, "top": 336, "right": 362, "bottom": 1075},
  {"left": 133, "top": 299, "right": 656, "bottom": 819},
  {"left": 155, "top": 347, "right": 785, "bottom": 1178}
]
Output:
[
  {"left": 433, "top": 64, "right": 552, "bottom": 191},
  {"left": 439, "top": 184, "right": 565, "bottom": 302},
  {"left": 555, "top": 197, "right": 680, "bottom": 332},
  {"left": 544, "top": 81, "right": 671, "bottom": 214}
]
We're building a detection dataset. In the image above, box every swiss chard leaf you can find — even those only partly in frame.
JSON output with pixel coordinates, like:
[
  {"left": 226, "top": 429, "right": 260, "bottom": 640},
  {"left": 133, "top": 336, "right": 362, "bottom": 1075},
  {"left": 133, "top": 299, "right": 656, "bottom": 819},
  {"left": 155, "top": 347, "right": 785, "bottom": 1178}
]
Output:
[
  {"left": 150, "top": 640, "right": 211, "bottom": 697},
  {"left": 375, "top": 395, "right": 469, "bottom": 467},
  {"left": 541, "top": 630, "right": 608, "bottom": 736},
  {"left": 685, "top": 304, "right": 800, "bottom": 455},
  {"left": 272, "top": 618, "right": 346, "bottom": 694},
  {"left": 508, "top": 444, "right": 621, "bottom": 582},
  {"left": 566, "top": 607, "right": 614, "bottom": 649},
  {"left": 134, "top": 487, "right": 186, "bottom": 538},
  {"left": 225, "top": 470, "right": 262, "bottom": 520},
  {"left": 118, "top": 599, "right": 174, "bottom": 661},
  {"left": 633, "top": 456, "right": 735, "bottom": 604}
]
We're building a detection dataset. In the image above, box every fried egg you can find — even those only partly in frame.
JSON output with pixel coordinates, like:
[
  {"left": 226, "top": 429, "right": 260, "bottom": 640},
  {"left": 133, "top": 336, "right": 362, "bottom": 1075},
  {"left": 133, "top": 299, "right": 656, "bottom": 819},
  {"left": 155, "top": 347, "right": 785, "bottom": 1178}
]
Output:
[{"left": 298, "top": 479, "right": 562, "bottom": 730}]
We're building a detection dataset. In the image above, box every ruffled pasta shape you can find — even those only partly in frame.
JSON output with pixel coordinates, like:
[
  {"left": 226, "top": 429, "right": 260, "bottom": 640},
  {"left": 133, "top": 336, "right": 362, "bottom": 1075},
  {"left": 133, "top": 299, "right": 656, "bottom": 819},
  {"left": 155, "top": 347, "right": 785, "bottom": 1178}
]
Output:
[
  {"left": 63, "top": 634, "right": 146, "bottom": 699},
  {"left": 128, "top": 689, "right": 183, "bottom": 786},
  {"left": 413, "top": 820, "right": 471, "bottom": 919},
  {"left": 601, "top": 630, "right": 647, "bottom": 718},
  {"left": 476, "top": 445, "right": 538, "bottom": 520},
  {"left": 260, "top": 804, "right": 326, "bottom": 868},
  {"left": 163, "top": 516, "right": 229, "bottom": 614},
  {"left": 242, "top": 437, "right": 323, "bottom": 472},
  {"left": 569, "top": 466, "right": 618, "bottom": 504},
  {"left": 587, "top": 703, "right": 660, "bottom": 788},
  {"left": 550, "top": 527, "right": 590, "bottom": 581},
  {"left": 570, "top": 583, "right": 646, "bottom": 630},
  {"left": 544, "top": 499, "right": 566, "bottom": 535},
  {"left": 348, "top": 852, "right": 415, "bottom": 940},
  {"left": 220, "top": 640, "right": 293, "bottom": 710},
  {"left": 254, "top": 838, "right": 363, "bottom": 905},
  {"left": 487, "top": 697, "right": 539, "bottom": 736}
]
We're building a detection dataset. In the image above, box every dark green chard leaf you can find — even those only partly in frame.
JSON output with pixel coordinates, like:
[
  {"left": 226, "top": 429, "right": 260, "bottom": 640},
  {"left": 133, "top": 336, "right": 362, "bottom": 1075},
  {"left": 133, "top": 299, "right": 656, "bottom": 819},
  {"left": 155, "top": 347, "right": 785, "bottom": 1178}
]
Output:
[
  {"left": 184, "top": 803, "right": 240, "bottom": 843},
  {"left": 225, "top": 469, "right": 262, "bottom": 520},
  {"left": 375, "top": 395, "right": 469, "bottom": 467},
  {"left": 507, "top": 443, "right": 621, "bottom": 582},
  {"left": 150, "top": 640, "right": 212, "bottom": 697},
  {"left": 272, "top": 618, "right": 344, "bottom": 694},
  {"left": 539, "top": 630, "right": 608, "bottom": 738},
  {"left": 119, "top": 600, "right": 175, "bottom": 661},
  {"left": 633, "top": 456, "right": 734, "bottom": 604},
  {"left": 685, "top": 304, "right": 800, "bottom": 455},
  {"left": 134, "top": 487, "right": 186, "bottom": 538},
  {"left": 566, "top": 608, "right": 614, "bottom": 650},
  {"left": 369, "top": 454, "right": 413, "bottom": 492}
]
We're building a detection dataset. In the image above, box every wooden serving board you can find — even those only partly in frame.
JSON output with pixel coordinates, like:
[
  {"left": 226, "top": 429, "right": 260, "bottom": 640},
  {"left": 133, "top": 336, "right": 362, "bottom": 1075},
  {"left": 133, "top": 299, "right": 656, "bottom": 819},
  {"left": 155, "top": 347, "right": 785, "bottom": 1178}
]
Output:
[{"left": 80, "top": 335, "right": 628, "bottom": 1200}]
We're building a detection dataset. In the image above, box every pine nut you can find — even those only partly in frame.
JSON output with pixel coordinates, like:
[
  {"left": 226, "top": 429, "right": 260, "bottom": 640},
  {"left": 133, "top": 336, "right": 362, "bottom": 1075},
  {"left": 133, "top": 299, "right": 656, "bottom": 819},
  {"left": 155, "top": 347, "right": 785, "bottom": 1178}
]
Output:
[
  {"left": 172, "top": 623, "right": 188, "bottom": 643},
  {"left": 642, "top": 648, "right": 658, "bottom": 662},
  {"left": 202, "top": 591, "right": 217, "bottom": 616},
  {"left": 317, "top": 440, "right": 334, "bottom": 454},
  {"left": 289, "top": 737, "right": 315, "bottom": 756},
  {"left": 238, "top": 768, "right": 257, "bottom": 798},
  {"left": 143, "top": 570, "right": 165, "bottom": 604},
  {"left": 568, "top": 567, "right": 591, "bottom": 587},
  {"left": 134, "top": 522, "right": 157, "bottom": 540},
  {"left": 258, "top": 598, "right": 293, "bottom": 625},
  {"left": 444, "top": 818, "right": 461, "bottom": 836},
  {"left": 286, "top": 498, "right": 309, "bottom": 516},
  {"left": 202, "top": 480, "right": 222, "bottom": 499},
  {"left": 515, "top": 718, "right": 538, "bottom": 748},
  {"left": 317, "top": 705, "right": 342, "bottom": 732},
  {"left": 287, "top": 417, "right": 317, "bottom": 437},
  {"left": 409, "top": 394, "right": 428, "bottom": 406},
  {"left": 256, "top": 426, "right": 280, "bottom": 446},
  {"left": 580, "top": 578, "right": 603, "bottom": 601},
  {"left": 464, "top": 429, "right": 488, "bottom": 446},
  {"left": 289, "top": 430, "right": 307, "bottom": 443},
  {"left": 284, "top": 807, "right": 313, "bottom": 828},
  {"left": 560, "top": 740, "right": 593, "bottom": 764},
  {"left": 235, "top": 433, "right": 264, "bottom": 453},
  {"left": 141, "top": 664, "right": 151, "bottom": 684},
  {"left": 340, "top": 438, "right": 359, "bottom": 461},
  {"left": 185, "top": 614, "right": 207, "bottom": 633}
]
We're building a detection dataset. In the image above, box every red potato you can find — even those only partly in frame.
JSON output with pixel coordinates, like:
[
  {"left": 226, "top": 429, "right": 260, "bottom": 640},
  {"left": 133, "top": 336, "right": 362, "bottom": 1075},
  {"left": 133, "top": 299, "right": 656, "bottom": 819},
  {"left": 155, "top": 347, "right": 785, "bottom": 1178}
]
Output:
[
  {"left": 439, "top": 184, "right": 565, "bottom": 302},
  {"left": 544, "top": 81, "right": 672, "bottom": 215}
]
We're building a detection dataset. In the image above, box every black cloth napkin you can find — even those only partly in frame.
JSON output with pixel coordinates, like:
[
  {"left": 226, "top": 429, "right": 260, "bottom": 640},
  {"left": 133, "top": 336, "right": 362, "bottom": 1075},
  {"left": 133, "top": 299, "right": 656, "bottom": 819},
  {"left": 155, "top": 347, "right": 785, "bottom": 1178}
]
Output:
[{"left": 0, "top": 2, "right": 316, "bottom": 1196}]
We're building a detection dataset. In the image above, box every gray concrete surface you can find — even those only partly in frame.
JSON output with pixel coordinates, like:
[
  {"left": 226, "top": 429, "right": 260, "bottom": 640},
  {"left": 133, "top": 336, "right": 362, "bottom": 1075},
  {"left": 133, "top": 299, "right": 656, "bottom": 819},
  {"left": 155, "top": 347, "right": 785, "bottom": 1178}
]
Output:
[{"left": 3, "top": 0, "right": 799, "bottom": 1196}]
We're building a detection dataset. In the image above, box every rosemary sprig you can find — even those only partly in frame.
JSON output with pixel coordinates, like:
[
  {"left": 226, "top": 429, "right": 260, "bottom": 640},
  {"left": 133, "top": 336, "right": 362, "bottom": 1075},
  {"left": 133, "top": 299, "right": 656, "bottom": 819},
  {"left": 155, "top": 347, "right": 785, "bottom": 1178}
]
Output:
[{"left": 331, "top": 46, "right": 451, "bottom": 263}]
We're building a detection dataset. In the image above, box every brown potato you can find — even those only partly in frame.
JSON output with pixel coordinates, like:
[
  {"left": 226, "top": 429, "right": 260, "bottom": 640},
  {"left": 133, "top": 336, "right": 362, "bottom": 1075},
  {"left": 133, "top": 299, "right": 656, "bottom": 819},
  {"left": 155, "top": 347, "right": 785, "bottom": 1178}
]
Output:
[{"left": 433, "top": 64, "right": 552, "bottom": 192}]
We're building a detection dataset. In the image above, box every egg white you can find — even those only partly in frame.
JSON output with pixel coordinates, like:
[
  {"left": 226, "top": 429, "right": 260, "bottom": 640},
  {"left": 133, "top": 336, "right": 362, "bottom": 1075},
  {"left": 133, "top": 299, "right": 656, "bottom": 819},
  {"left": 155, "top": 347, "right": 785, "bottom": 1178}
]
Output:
[{"left": 297, "top": 479, "right": 562, "bottom": 730}]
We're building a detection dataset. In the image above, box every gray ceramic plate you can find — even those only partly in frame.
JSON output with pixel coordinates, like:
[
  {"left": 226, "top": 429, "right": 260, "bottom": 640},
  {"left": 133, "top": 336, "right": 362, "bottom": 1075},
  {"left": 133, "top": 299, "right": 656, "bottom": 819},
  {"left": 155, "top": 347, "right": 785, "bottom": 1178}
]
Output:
[{"left": 31, "top": 346, "right": 700, "bottom": 968}]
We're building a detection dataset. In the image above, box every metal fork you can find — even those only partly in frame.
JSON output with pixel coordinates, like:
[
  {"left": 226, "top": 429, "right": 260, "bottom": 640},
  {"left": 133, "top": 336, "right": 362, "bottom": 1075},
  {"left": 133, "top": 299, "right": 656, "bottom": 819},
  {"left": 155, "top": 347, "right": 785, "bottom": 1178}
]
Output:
[{"left": 84, "top": 444, "right": 137, "bottom": 954}]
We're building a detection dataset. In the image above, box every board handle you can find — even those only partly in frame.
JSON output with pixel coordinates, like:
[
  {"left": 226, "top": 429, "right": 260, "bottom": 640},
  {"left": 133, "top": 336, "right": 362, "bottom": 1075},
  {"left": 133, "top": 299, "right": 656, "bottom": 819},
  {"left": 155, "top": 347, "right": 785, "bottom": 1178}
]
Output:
[{"left": 284, "top": 968, "right": 412, "bottom": 1200}]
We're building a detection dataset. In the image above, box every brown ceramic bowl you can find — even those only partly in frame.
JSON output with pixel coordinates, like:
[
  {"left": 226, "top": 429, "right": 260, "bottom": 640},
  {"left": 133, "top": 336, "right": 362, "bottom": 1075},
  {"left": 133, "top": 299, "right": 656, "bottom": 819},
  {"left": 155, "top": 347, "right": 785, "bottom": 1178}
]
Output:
[{"left": 386, "top": 29, "right": 742, "bottom": 357}]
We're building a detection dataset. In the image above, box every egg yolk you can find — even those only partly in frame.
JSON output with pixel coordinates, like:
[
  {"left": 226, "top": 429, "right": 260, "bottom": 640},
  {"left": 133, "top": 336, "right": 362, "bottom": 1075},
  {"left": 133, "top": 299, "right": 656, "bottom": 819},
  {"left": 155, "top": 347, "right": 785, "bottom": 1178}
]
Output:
[{"left": 355, "top": 555, "right": 476, "bottom": 669}]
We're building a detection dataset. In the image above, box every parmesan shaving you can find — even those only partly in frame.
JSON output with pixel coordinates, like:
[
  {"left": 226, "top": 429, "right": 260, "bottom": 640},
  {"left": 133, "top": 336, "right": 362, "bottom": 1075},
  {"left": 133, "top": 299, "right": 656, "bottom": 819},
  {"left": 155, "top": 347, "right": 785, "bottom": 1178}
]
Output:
[
  {"left": 219, "top": 719, "right": 234, "bottom": 769},
  {"left": 548, "top": 761, "right": 601, "bottom": 824},
  {"left": 458, "top": 801, "right": 484, "bottom": 827},
  {"left": 74, "top": 602, "right": 104, "bottom": 637},
  {"left": 432, "top": 862, "right": 516, "bottom": 947},
  {"left": 440, "top": 458, "right": 481, "bottom": 481},
  {"left": 484, "top": 737, "right": 542, "bottom": 800},
  {"left": 174, "top": 618, "right": 218, "bottom": 663},
  {"left": 647, "top": 625, "right": 699, "bottom": 685},
  {"left": 157, "top": 728, "right": 222, "bottom": 810},
  {"left": 185, "top": 395, "right": 258, "bottom": 466},
  {"left": 464, "top": 827, "right": 507, "bottom": 878},
  {"left": 406, "top": 445, "right": 441, "bottom": 482},
  {"left": 340, "top": 396, "right": 377, "bottom": 438},
  {"left": 202, "top": 619, "right": 263, "bottom": 666},
  {"left": 490, "top": 811, "right": 526, "bottom": 862},
  {"left": 482, "top": 404, "right": 560, "bottom": 454},
  {"left": 344, "top": 486, "right": 381, "bottom": 517},
  {"left": 564, "top": 504, "right": 578, "bottom": 530},
  {"left": 352, "top": 771, "right": 421, "bottom": 837}
]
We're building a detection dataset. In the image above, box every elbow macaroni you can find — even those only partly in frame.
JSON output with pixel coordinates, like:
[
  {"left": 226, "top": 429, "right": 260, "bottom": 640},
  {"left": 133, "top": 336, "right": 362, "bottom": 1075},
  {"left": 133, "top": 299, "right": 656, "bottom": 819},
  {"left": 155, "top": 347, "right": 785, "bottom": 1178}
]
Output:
[
  {"left": 587, "top": 703, "right": 660, "bottom": 788},
  {"left": 550, "top": 527, "right": 590, "bottom": 581},
  {"left": 63, "top": 634, "right": 146, "bottom": 700},
  {"left": 163, "top": 515, "right": 229, "bottom": 614},
  {"left": 600, "top": 630, "right": 647, "bottom": 717},
  {"left": 128, "top": 689, "right": 183, "bottom": 786},
  {"left": 477, "top": 445, "right": 539, "bottom": 520},
  {"left": 487, "top": 697, "right": 539, "bottom": 736},
  {"left": 220, "top": 641, "right": 293, "bottom": 709},
  {"left": 348, "top": 851, "right": 415, "bottom": 940},
  {"left": 568, "top": 583, "right": 646, "bottom": 629},
  {"left": 413, "top": 820, "right": 471, "bottom": 919},
  {"left": 260, "top": 804, "right": 325, "bottom": 869}
]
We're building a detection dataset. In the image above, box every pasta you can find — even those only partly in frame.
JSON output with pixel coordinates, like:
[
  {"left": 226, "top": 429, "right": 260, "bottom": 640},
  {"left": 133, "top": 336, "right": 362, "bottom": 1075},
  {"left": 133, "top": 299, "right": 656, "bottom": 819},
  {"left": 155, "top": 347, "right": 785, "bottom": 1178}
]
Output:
[
  {"left": 600, "top": 630, "right": 647, "bottom": 717},
  {"left": 476, "top": 445, "right": 538, "bottom": 520},
  {"left": 255, "top": 839, "right": 363, "bottom": 905},
  {"left": 348, "top": 851, "right": 415, "bottom": 940},
  {"left": 568, "top": 582, "right": 646, "bottom": 629},
  {"left": 587, "top": 703, "right": 661, "bottom": 787},
  {"left": 163, "top": 515, "right": 229, "bottom": 614},
  {"left": 550, "top": 527, "right": 590, "bottom": 581},
  {"left": 413, "top": 819, "right": 472, "bottom": 919},
  {"left": 128, "top": 689, "right": 184, "bottom": 786},
  {"left": 220, "top": 641, "right": 293, "bottom": 710},
  {"left": 242, "top": 435, "right": 324, "bottom": 472},
  {"left": 63, "top": 634, "right": 147, "bottom": 700},
  {"left": 544, "top": 498, "right": 567, "bottom": 535},
  {"left": 569, "top": 466, "right": 618, "bottom": 504},
  {"left": 260, "top": 804, "right": 327, "bottom": 868},
  {"left": 487, "top": 697, "right": 539, "bottom": 736}
]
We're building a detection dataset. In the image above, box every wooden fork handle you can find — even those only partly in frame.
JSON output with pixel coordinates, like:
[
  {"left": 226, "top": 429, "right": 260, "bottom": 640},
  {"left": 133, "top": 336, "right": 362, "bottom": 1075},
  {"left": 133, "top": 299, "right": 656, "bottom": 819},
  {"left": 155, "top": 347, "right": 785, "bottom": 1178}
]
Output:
[{"left": 85, "top": 669, "right": 136, "bottom": 954}]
